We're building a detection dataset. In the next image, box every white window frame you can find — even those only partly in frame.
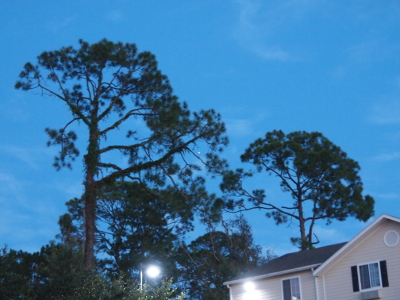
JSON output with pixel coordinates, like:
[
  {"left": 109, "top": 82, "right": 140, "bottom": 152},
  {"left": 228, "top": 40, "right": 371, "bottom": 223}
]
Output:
[
  {"left": 357, "top": 261, "right": 382, "bottom": 291},
  {"left": 281, "top": 276, "right": 302, "bottom": 300}
]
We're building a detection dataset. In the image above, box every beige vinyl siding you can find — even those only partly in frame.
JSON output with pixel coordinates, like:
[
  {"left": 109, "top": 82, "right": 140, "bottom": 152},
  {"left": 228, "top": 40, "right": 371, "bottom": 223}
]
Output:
[
  {"left": 318, "top": 219, "right": 400, "bottom": 300},
  {"left": 229, "top": 277, "right": 281, "bottom": 300},
  {"left": 229, "top": 270, "right": 317, "bottom": 300}
]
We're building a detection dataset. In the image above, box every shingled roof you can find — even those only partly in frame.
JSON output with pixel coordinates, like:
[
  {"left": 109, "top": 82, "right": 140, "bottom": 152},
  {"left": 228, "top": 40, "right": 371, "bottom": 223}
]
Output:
[{"left": 225, "top": 242, "right": 347, "bottom": 285}]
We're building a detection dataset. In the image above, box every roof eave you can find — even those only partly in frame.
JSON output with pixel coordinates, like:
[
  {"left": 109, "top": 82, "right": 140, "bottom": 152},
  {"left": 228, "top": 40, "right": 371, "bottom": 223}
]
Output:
[{"left": 224, "top": 263, "right": 321, "bottom": 286}]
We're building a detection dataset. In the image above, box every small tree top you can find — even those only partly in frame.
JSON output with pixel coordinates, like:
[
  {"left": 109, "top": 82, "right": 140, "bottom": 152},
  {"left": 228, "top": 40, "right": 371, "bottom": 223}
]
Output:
[{"left": 222, "top": 130, "right": 374, "bottom": 250}]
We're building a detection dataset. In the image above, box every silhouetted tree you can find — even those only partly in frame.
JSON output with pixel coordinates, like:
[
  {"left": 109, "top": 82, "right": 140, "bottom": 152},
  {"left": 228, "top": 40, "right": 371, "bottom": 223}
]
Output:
[
  {"left": 16, "top": 39, "right": 227, "bottom": 268},
  {"left": 176, "top": 215, "right": 273, "bottom": 299},
  {"left": 221, "top": 130, "right": 374, "bottom": 250}
]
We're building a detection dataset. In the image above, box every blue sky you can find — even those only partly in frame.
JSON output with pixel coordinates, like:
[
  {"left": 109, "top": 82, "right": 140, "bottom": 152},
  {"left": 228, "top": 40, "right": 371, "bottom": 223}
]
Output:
[{"left": 1, "top": 0, "right": 400, "bottom": 256}]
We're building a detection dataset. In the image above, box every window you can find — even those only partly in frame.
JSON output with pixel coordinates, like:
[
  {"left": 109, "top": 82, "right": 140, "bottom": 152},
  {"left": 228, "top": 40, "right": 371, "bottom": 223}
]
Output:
[
  {"left": 351, "top": 260, "right": 389, "bottom": 292},
  {"left": 359, "top": 262, "right": 380, "bottom": 289},
  {"left": 282, "top": 277, "right": 301, "bottom": 300}
]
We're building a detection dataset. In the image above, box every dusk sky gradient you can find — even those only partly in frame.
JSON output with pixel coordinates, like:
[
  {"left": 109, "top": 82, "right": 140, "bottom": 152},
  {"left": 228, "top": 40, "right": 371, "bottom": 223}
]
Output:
[{"left": 1, "top": 0, "right": 400, "bottom": 256}]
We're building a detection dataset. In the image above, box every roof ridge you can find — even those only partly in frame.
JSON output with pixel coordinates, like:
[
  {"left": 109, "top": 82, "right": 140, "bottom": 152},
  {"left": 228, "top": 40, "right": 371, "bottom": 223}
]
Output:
[{"left": 225, "top": 242, "right": 347, "bottom": 285}]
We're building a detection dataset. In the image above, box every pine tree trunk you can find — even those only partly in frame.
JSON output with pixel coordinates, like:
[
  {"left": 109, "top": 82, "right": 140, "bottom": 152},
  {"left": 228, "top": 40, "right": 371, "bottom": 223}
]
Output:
[
  {"left": 298, "top": 199, "right": 308, "bottom": 251},
  {"left": 83, "top": 116, "right": 100, "bottom": 269},
  {"left": 84, "top": 180, "right": 96, "bottom": 269}
]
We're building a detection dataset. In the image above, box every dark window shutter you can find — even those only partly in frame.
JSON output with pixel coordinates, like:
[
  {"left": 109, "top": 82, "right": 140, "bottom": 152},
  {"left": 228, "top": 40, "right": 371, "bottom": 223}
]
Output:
[
  {"left": 380, "top": 260, "right": 389, "bottom": 287},
  {"left": 282, "top": 279, "right": 291, "bottom": 300},
  {"left": 351, "top": 265, "right": 359, "bottom": 292}
]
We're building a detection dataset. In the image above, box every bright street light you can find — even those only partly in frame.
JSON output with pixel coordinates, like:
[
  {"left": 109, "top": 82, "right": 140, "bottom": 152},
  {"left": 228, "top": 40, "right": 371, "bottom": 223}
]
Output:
[
  {"left": 244, "top": 282, "right": 255, "bottom": 292},
  {"left": 140, "top": 264, "right": 161, "bottom": 290},
  {"left": 244, "top": 281, "right": 261, "bottom": 300},
  {"left": 146, "top": 265, "right": 161, "bottom": 278}
]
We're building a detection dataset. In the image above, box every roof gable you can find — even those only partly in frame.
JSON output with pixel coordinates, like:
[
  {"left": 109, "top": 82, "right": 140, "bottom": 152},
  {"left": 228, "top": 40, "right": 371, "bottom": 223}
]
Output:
[
  {"left": 225, "top": 242, "right": 346, "bottom": 285},
  {"left": 313, "top": 213, "right": 400, "bottom": 276},
  {"left": 225, "top": 214, "right": 400, "bottom": 286}
]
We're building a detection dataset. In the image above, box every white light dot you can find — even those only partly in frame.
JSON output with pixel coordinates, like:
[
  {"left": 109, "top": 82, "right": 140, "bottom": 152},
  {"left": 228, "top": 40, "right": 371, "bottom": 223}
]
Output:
[
  {"left": 146, "top": 265, "right": 160, "bottom": 278},
  {"left": 244, "top": 282, "right": 255, "bottom": 291}
]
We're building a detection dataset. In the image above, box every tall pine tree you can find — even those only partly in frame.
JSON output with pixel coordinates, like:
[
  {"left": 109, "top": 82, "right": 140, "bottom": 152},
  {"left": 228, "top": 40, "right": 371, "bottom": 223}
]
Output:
[{"left": 16, "top": 39, "right": 227, "bottom": 268}]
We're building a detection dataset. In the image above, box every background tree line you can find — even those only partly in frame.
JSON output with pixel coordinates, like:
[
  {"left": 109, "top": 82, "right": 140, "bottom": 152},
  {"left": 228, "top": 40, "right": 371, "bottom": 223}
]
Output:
[
  {"left": 0, "top": 190, "right": 268, "bottom": 299},
  {"left": 1, "top": 39, "right": 374, "bottom": 299}
]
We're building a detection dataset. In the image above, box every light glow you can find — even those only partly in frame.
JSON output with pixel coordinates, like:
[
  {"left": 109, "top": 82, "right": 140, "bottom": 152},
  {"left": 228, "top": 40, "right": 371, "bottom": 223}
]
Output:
[
  {"left": 244, "top": 281, "right": 255, "bottom": 291},
  {"left": 146, "top": 265, "right": 161, "bottom": 278}
]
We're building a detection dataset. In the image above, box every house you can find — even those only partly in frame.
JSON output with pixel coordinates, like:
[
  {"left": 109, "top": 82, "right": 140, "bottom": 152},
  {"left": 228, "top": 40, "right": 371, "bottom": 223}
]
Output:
[{"left": 224, "top": 214, "right": 400, "bottom": 300}]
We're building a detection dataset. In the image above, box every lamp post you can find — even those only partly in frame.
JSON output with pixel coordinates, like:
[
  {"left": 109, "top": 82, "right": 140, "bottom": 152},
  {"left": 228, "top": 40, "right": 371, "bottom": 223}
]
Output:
[{"left": 140, "top": 263, "right": 161, "bottom": 290}]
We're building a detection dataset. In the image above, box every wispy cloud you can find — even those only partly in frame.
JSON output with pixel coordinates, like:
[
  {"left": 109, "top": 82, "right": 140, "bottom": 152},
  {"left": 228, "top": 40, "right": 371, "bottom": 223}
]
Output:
[
  {"left": 0, "top": 145, "right": 53, "bottom": 170},
  {"left": 51, "top": 180, "right": 83, "bottom": 199},
  {"left": 0, "top": 173, "right": 22, "bottom": 197},
  {"left": 313, "top": 225, "right": 348, "bottom": 244},
  {"left": 375, "top": 192, "right": 399, "bottom": 200},
  {"left": 1, "top": 94, "right": 31, "bottom": 122},
  {"left": 348, "top": 38, "right": 400, "bottom": 64},
  {"left": 369, "top": 99, "right": 400, "bottom": 124},
  {"left": 233, "top": 0, "right": 318, "bottom": 61},
  {"left": 233, "top": 0, "right": 289, "bottom": 61},
  {"left": 395, "top": 76, "right": 400, "bottom": 89},
  {"left": 224, "top": 109, "right": 269, "bottom": 138},
  {"left": 48, "top": 15, "right": 77, "bottom": 33},
  {"left": 225, "top": 118, "right": 256, "bottom": 137},
  {"left": 0, "top": 205, "right": 58, "bottom": 252},
  {"left": 0, "top": 173, "right": 33, "bottom": 212},
  {"left": 106, "top": 10, "right": 124, "bottom": 22},
  {"left": 330, "top": 65, "right": 349, "bottom": 81},
  {"left": 371, "top": 151, "right": 400, "bottom": 162}
]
